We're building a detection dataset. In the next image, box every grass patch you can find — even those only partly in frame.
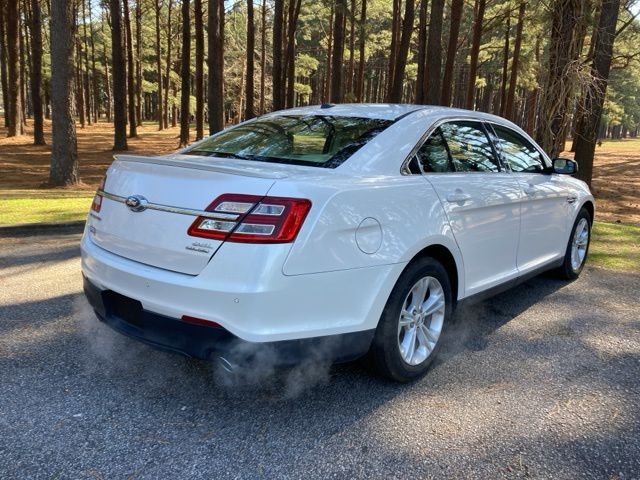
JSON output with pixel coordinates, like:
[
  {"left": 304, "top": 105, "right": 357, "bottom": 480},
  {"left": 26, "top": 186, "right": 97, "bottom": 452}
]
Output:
[
  {"left": 590, "top": 221, "right": 640, "bottom": 272},
  {"left": 0, "top": 190, "right": 93, "bottom": 225}
]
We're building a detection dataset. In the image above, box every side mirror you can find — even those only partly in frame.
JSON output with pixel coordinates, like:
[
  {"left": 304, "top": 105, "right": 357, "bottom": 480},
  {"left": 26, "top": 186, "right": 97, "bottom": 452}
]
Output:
[{"left": 552, "top": 158, "right": 578, "bottom": 175}]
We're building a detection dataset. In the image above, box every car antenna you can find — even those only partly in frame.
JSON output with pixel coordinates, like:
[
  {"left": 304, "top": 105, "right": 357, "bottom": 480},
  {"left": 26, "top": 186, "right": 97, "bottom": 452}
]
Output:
[{"left": 320, "top": 103, "right": 335, "bottom": 109}]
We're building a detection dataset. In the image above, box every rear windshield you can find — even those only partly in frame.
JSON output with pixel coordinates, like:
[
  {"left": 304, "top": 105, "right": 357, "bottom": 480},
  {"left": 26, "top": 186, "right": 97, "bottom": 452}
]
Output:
[{"left": 185, "top": 115, "right": 392, "bottom": 168}]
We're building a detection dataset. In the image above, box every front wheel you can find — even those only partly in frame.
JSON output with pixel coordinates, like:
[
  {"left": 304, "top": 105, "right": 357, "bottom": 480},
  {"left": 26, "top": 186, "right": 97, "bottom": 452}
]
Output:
[
  {"left": 369, "top": 257, "right": 452, "bottom": 382},
  {"left": 556, "top": 208, "right": 592, "bottom": 280}
]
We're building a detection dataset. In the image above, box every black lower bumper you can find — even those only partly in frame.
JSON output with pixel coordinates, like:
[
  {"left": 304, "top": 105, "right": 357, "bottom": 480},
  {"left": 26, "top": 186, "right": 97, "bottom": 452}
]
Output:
[{"left": 83, "top": 276, "right": 374, "bottom": 368}]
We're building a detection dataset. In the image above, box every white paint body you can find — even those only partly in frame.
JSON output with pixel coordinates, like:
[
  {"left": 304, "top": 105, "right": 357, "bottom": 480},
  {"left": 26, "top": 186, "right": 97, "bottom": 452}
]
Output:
[{"left": 81, "top": 105, "right": 594, "bottom": 343}]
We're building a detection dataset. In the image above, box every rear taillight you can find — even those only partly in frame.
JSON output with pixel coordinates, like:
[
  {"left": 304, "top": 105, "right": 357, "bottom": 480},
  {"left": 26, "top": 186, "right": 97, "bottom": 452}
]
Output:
[
  {"left": 188, "top": 194, "right": 312, "bottom": 243},
  {"left": 91, "top": 176, "right": 107, "bottom": 213}
]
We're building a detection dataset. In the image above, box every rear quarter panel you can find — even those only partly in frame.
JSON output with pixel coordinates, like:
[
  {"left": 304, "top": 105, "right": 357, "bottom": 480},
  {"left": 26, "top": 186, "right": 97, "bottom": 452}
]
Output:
[{"left": 271, "top": 175, "right": 465, "bottom": 297}]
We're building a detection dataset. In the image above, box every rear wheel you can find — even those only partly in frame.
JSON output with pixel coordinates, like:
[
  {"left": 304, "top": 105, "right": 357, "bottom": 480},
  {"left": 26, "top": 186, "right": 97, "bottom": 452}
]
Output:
[
  {"left": 556, "top": 208, "right": 592, "bottom": 280},
  {"left": 369, "top": 257, "right": 452, "bottom": 382}
]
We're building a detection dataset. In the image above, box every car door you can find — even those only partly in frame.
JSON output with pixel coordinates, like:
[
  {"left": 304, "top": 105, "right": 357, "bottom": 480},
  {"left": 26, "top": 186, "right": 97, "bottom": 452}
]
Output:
[
  {"left": 488, "top": 123, "right": 570, "bottom": 272},
  {"left": 414, "top": 120, "right": 523, "bottom": 297}
]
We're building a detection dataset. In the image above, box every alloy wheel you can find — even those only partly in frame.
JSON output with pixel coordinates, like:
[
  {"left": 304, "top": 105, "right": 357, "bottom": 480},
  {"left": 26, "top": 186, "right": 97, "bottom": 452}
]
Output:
[
  {"left": 571, "top": 218, "right": 589, "bottom": 272},
  {"left": 397, "top": 276, "right": 446, "bottom": 366}
]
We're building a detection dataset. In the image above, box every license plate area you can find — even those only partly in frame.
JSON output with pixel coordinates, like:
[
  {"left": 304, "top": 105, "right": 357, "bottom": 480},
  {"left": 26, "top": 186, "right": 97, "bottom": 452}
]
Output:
[{"left": 102, "top": 290, "right": 144, "bottom": 328}]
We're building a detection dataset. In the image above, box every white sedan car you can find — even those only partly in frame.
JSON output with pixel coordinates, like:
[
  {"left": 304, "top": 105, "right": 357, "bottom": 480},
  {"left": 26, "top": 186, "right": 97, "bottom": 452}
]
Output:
[{"left": 81, "top": 104, "right": 594, "bottom": 381}]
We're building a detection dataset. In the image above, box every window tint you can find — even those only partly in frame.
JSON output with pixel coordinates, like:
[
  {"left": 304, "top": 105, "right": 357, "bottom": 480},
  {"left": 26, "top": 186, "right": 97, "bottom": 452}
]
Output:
[
  {"left": 416, "top": 127, "right": 454, "bottom": 173},
  {"left": 185, "top": 115, "right": 392, "bottom": 168},
  {"left": 439, "top": 121, "right": 500, "bottom": 172},
  {"left": 492, "top": 124, "right": 546, "bottom": 173}
]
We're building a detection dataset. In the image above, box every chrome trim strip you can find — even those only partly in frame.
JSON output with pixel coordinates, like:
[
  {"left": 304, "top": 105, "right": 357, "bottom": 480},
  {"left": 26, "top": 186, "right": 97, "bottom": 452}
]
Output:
[{"left": 98, "top": 189, "right": 240, "bottom": 221}]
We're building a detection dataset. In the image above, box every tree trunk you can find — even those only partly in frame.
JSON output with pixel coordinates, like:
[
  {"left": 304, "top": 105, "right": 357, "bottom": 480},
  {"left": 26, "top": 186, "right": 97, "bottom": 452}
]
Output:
[
  {"left": 259, "top": 0, "right": 266, "bottom": 114},
  {"left": 171, "top": 79, "right": 177, "bottom": 127},
  {"left": 75, "top": 39, "right": 86, "bottom": 128},
  {"left": 19, "top": 9, "right": 27, "bottom": 126},
  {"left": 415, "top": 0, "right": 427, "bottom": 104},
  {"left": 574, "top": 0, "right": 620, "bottom": 186},
  {"left": 272, "top": 0, "right": 284, "bottom": 110},
  {"left": 324, "top": 4, "right": 333, "bottom": 102},
  {"left": 440, "top": 0, "right": 463, "bottom": 106},
  {"left": 571, "top": 19, "right": 599, "bottom": 152},
  {"left": 245, "top": 0, "right": 255, "bottom": 119},
  {"left": 81, "top": 0, "right": 92, "bottom": 125},
  {"left": 355, "top": 0, "right": 366, "bottom": 102},
  {"left": 109, "top": 0, "right": 128, "bottom": 150},
  {"left": 88, "top": 0, "right": 100, "bottom": 122},
  {"left": 102, "top": 9, "right": 112, "bottom": 122},
  {"left": 498, "top": 15, "right": 510, "bottom": 116},
  {"left": 155, "top": 0, "right": 163, "bottom": 130},
  {"left": 465, "top": 0, "right": 486, "bottom": 110},
  {"left": 425, "top": 0, "right": 444, "bottom": 104},
  {"left": 346, "top": 0, "right": 355, "bottom": 97},
  {"left": 163, "top": 0, "right": 173, "bottom": 129},
  {"left": 50, "top": 0, "right": 78, "bottom": 185},
  {"left": 535, "top": 0, "right": 588, "bottom": 157},
  {"left": 505, "top": 1, "right": 526, "bottom": 120},
  {"left": 29, "top": 0, "right": 45, "bottom": 144},
  {"left": 208, "top": 0, "right": 224, "bottom": 133},
  {"left": 285, "top": 0, "right": 302, "bottom": 108},
  {"left": 481, "top": 77, "right": 493, "bottom": 112},
  {"left": 123, "top": 0, "right": 137, "bottom": 136},
  {"left": 6, "top": 0, "right": 23, "bottom": 136},
  {"left": 0, "top": 1, "right": 10, "bottom": 128},
  {"left": 330, "top": 0, "right": 346, "bottom": 103},
  {"left": 178, "top": 0, "right": 190, "bottom": 147},
  {"left": 387, "top": 0, "right": 401, "bottom": 93},
  {"left": 386, "top": 0, "right": 415, "bottom": 103},
  {"left": 194, "top": 0, "right": 204, "bottom": 139},
  {"left": 135, "top": 0, "right": 143, "bottom": 125}
]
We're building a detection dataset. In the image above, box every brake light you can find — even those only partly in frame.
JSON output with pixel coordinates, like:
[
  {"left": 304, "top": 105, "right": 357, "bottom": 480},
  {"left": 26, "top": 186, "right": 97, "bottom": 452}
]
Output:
[
  {"left": 91, "top": 176, "right": 107, "bottom": 213},
  {"left": 187, "top": 194, "right": 312, "bottom": 243}
]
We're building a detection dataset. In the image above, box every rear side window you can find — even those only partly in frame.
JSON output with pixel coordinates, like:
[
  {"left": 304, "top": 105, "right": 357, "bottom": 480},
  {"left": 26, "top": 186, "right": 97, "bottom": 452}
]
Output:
[
  {"left": 416, "top": 127, "right": 454, "bottom": 173},
  {"left": 439, "top": 121, "right": 500, "bottom": 172},
  {"left": 492, "top": 124, "right": 546, "bottom": 173},
  {"left": 185, "top": 115, "right": 392, "bottom": 168}
]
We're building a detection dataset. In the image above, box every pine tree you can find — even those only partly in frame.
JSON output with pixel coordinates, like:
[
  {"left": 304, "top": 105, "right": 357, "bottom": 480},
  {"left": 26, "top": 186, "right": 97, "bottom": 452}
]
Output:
[{"left": 49, "top": 0, "right": 78, "bottom": 185}]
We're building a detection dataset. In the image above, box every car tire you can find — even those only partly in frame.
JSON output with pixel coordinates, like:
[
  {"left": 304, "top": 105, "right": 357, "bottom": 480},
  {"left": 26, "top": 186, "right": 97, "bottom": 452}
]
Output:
[
  {"left": 555, "top": 207, "right": 592, "bottom": 280},
  {"left": 369, "top": 256, "right": 453, "bottom": 382}
]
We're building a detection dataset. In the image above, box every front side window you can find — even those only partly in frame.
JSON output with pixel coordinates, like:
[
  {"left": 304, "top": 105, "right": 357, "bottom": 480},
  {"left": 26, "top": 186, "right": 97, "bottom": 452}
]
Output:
[
  {"left": 439, "top": 121, "right": 500, "bottom": 172},
  {"left": 185, "top": 115, "right": 392, "bottom": 168},
  {"left": 492, "top": 124, "right": 546, "bottom": 173}
]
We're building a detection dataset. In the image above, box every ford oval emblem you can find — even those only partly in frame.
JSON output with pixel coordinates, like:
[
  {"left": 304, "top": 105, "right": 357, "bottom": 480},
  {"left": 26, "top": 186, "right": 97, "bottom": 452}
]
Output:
[{"left": 125, "top": 195, "right": 148, "bottom": 212}]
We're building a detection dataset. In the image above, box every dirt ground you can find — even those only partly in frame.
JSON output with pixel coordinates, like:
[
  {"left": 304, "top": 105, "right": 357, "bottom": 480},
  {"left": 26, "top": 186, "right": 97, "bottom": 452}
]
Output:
[
  {"left": 1, "top": 119, "right": 639, "bottom": 225},
  {"left": 0, "top": 120, "right": 182, "bottom": 190},
  {"left": 586, "top": 140, "right": 640, "bottom": 225}
]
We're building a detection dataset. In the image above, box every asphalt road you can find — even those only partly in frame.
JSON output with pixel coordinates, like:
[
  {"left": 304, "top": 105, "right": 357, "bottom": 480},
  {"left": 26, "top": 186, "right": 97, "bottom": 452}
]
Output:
[{"left": 1, "top": 229, "right": 639, "bottom": 479}]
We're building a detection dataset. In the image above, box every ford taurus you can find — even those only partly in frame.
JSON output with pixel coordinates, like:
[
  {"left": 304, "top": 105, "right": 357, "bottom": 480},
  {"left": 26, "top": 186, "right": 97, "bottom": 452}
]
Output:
[{"left": 81, "top": 104, "right": 594, "bottom": 382}]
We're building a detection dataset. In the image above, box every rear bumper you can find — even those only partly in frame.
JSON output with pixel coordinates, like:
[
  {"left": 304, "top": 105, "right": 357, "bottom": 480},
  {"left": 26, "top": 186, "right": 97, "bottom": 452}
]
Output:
[
  {"left": 81, "top": 232, "right": 404, "bottom": 342},
  {"left": 83, "top": 276, "right": 374, "bottom": 365}
]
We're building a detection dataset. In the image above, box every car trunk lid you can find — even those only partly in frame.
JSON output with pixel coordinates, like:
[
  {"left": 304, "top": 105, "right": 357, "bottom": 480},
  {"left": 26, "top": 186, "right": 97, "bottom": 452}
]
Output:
[{"left": 87, "top": 155, "right": 277, "bottom": 275}]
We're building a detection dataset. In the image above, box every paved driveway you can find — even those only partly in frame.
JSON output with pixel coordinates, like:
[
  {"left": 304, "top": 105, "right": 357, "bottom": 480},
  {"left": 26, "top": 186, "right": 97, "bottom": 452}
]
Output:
[{"left": 1, "top": 230, "right": 638, "bottom": 479}]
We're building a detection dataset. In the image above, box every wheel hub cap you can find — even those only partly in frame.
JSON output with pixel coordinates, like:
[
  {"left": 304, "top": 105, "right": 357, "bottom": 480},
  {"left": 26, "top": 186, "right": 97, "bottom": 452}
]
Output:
[
  {"left": 570, "top": 218, "right": 589, "bottom": 272},
  {"left": 397, "top": 276, "right": 446, "bottom": 366}
]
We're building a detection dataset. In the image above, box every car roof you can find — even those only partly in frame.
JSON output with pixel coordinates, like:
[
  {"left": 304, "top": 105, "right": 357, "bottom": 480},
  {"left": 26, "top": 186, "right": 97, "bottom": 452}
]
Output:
[
  {"left": 264, "top": 103, "right": 427, "bottom": 121},
  {"left": 263, "top": 103, "right": 516, "bottom": 124}
]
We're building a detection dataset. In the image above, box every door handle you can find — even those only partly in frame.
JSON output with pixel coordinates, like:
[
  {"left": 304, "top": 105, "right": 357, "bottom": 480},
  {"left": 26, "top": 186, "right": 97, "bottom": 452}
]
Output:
[
  {"left": 446, "top": 192, "right": 471, "bottom": 204},
  {"left": 524, "top": 185, "right": 537, "bottom": 197},
  {"left": 567, "top": 195, "right": 577, "bottom": 204}
]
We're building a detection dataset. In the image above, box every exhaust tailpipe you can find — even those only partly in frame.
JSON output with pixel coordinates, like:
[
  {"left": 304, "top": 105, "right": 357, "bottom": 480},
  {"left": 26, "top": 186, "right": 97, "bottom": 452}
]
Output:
[{"left": 217, "top": 356, "right": 236, "bottom": 374}]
